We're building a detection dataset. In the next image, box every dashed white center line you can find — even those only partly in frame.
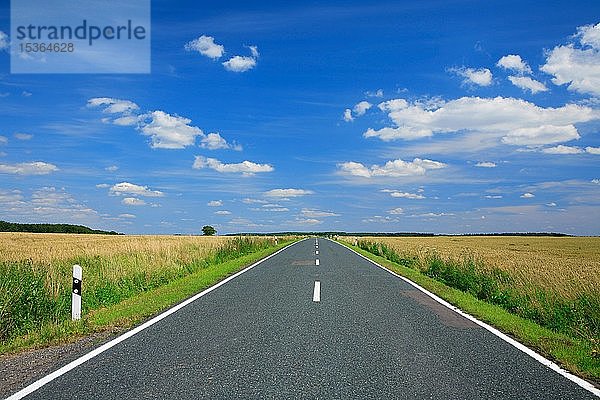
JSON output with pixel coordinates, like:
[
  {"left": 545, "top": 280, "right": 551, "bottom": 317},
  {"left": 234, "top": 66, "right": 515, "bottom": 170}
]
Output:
[
  {"left": 315, "top": 250, "right": 319, "bottom": 255},
  {"left": 315, "top": 258, "right": 320, "bottom": 266},
  {"left": 313, "top": 281, "right": 320, "bottom": 302}
]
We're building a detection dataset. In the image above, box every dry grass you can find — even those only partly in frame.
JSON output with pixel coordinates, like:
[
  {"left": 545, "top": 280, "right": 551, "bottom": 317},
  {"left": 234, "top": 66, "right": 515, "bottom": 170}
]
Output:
[{"left": 351, "top": 236, "right": 600, "bottom": 298}]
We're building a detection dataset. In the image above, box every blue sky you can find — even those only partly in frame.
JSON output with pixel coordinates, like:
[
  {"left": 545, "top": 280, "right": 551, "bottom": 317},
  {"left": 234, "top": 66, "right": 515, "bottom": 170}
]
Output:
[{"left": 0, "top": 1, "right": 599, "bottom": 235}]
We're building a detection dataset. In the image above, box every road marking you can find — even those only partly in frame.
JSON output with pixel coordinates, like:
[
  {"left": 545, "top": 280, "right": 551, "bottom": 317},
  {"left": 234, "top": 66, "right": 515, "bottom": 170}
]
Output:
[
  {"left": 315, "top": 258, "right": 319, "bottom": 266},
  {"left": 5, "top": 239, "right": 307, "bottom": 400},
  {"left": 331, "top": 238, "right": 600, "bottom": 398},
  {"left": 313, "top": 281, "right": 321, "bottom": 302},
  {"left": 315, "top": 250, "right": 319, "bottom": 255}
]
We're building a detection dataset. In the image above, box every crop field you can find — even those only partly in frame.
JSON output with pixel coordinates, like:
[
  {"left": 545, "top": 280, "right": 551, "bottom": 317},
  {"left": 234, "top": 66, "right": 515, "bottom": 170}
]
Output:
[
  {"left": 0, "top": 233, "right": 281, "bottom": 345},
  {"left": 347, "top": 236, "right": 600, "bottom": 345}
]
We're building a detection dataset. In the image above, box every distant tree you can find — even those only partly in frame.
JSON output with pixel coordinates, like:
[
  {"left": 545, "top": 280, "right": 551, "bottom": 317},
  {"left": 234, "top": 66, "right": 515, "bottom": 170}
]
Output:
[{"left": 202, "top": 225, "right": 216, "bottom": 236}]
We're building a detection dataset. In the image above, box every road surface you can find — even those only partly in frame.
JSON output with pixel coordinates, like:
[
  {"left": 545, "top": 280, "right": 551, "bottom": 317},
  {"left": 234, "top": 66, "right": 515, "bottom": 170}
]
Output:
[{"left": 8, "top": 238, "right": 598, "bottom": 399}]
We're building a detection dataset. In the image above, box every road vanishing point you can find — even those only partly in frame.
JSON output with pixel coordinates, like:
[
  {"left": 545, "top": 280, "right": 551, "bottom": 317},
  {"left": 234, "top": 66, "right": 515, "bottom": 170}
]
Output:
[{"left": 8, "top": 238, "right": 599, "bottom": 399}]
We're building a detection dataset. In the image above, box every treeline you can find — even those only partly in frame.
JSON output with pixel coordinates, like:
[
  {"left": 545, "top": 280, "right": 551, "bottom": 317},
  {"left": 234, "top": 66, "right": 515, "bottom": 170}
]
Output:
[
  {"left": 228, "top": 231, "right": 571, "bottom": 237},
  {"left": 0, "top": 221, "right": 120, "bottom": 235}
]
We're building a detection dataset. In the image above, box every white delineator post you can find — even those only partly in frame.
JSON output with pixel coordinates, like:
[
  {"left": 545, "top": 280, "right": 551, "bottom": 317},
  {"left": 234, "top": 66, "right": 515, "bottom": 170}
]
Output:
[{"left": 72, "top": 264, "right": 82, "bottom": 321}]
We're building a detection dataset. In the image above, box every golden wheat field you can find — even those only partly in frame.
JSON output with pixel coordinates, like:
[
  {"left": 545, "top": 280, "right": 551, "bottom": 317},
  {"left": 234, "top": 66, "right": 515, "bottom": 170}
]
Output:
[
  {"left": 0, "top": 233, "right": 240, "bottom": 298},
  {"left": 352, "top": 236, "right": 600, "bottom": 298}
]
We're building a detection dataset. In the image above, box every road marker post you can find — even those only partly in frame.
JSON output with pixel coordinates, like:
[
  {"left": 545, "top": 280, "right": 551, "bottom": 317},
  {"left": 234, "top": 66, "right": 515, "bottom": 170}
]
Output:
[{"left": 72, "top": 265, "right": 82, "bottom": 321}]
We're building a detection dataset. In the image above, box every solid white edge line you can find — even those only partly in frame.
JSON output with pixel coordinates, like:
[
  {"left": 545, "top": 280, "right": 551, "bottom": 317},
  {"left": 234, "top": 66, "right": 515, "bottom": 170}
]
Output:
[
  {"left": 5, "top": 238, "right": 308, "bottom": 400},
  {"left": 313, "top": 281, "right": 321, "bottom": 302},
  {"left": 328, "top": 238, "right": 600, "bottom": 398}
]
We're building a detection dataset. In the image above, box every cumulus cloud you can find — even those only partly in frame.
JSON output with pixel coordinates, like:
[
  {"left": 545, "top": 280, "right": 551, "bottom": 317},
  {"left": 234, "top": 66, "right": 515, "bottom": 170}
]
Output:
[
  {"left": 586, "top": 146, "right": 600, "bottom": 154},
  {"left": 184, "top": 35, "right": 225, "bottom": 59},
  {"left": 215, "top": 210, "right": 232, "bottom": 215},
  {"left": 207, "top": 200, "right": 223, "bottom": 207},
  {"left": 365, "top": 89, "right": 384, "bottom": 98},
  {"left": 200, "top": 132, "right": 242, "bottom": 151},
  {"left": 338, "top": 158, "right": 446, "bottom": 178},
  {"left": 87, "top": 97, "right": 140, "bottom": 114},
  {"left": 451, "top": 67, "right": 493, "bottom": 86},
  {"left": 0, "top": 31, "right": 8, "bottom": 50},
  {"left": 222, "top": 55, "right": 257, "bottom": 72},
  {"left": 353, "top": 101, "right": 372, "bottom": 116},
  {"left": 362, "top": 215, "right": 399, "bottom": 223},
  {"left": 139, "top": 111, "right": 204, "bottom": 149},
  {"left": 110, "top": 182, "right": 164, "bottom": 197},
  {"left": 105, "top": 165, "right": 119, "bottom": 172},
  {"left": 542, "top": 145, "right": 584, "bottom": 154},
  {"left": 248, "top": 45, "right": 259, "bottom": 58},
  {"left": 119, "top": 213, "right": 136, "bottom": 219},
  {"left": 521, "top": 192, "right": 535, "bottom": 198},
  {"left": 497, "top": 55, "right": 532, "bottom": 75},
  {"left": 541, "top": 23, "right": 600, "bottom": 96},
  {"left": 0, "top": 136, "right": 7, "bottom": 145},
  {"left": 381, "top": 189, "right": 426, "bottom": 199},
  {"left": 122, "top": 197, "right": 146, "bottom": 206},
  {"left": 300, "top": 208, "right": 340, "bottom": 218},
  {"left": 193, "top": 156, "right": 273, "bottom": 175},
  {"left": 475, "top": 162, "right": 497, "bottom": 168},
  {"left": 388, "top": 207, "right": 404, "bottom": 215},
  {"left": 0, "top": 161, "right": 58, "bottom": 175},
  {"left": 343, "top": 109, "right": 354, "bottom": 122},
  {"left": 294, "top": 218, "right": 323, "bottom": 226},
  {"left": 508, "top": 76, "right": 549, "bottom": 94},
  {"left": 366, "top": 96, "right": 599, "bottom": 146},
  {"left": 264, "top": 188, "right": 314, "bottom": 198}
]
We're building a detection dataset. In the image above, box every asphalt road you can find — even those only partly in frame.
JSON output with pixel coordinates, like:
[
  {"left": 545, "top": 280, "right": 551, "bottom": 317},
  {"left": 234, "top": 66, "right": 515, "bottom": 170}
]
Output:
[{"left": 10, "top": 238, "right": 597, "bottom": 399}]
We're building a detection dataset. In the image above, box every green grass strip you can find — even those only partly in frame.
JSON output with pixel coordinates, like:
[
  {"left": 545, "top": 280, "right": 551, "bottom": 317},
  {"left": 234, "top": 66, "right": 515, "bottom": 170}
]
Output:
[
  {"left": 339, "top": 241, "right": 600, "bottom": 383},
  {"left": 0, "top": 240, "right": 296, "bottom": 356}
]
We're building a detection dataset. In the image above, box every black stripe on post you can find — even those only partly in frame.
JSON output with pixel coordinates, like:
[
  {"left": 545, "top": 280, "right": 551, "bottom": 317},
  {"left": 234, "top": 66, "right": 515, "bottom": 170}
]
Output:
[{"left": 73, "top": 277, "right": 82, "bottom": 295}]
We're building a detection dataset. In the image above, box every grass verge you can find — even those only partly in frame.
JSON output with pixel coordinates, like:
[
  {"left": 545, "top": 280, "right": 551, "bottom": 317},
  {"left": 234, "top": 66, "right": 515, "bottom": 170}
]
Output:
[
  {"left": 0, "top": 240, "right": 296, "bottom": 356},
  {"left": 339, "top": 241, "right": 600, "bottom": 384}
]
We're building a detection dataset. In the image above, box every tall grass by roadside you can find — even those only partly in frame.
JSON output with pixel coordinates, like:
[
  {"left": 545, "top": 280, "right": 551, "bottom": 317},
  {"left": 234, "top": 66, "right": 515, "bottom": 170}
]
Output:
[
  {"left": 0, "top": 235, "right": 280, "bottom": 344},
  {"left": 355, "top": 239, "right": 600, "bottom": 345}
]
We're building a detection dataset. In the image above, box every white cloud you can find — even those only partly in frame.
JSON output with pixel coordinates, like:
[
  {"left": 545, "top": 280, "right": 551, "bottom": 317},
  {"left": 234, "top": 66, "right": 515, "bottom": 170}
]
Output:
[
  {"left": 222, "top": 56, "right": 256, "bottom": 72},
  {"left": 546, "top": 202, "right": 557, "bottom": 207},
  {"left": 367, "top": 96, "right": 599, "bottom": 146},
  {"left": 193, "top": 156, "right": 273, "bottom": 175},
  {"left": 0, "top": 136, "right": 8, "bottom": 145},
  {"left": 485, "top": 195, "right": 503, "bottom": 199},
  {"left": 343, "top": 108, "right": 354, "bottom": 122},
  {"left": 264, "top": 188, "right": 314, "bottom": 198},
  {"left": 119, "top": 213, "right": 136, "bottom": 219},
  {"left": 122, "top": 197, "right": 146, "bottom": 206},
  {"left": 521, "top": 192, "right": 535, "bottom": 198},
  {"left": 475, "top": 162, "right": 497, "bottom": 168},
  {"left": 242, "top": 198, "right": 268, "bottom": 204},
  {"left": 338, "top": 158, "right": 446, "bottom": 178},
  {"left": 0, "top": 31, "right": 8, "bottom": 50},
  {"left": 381, "top": 189, "right": 426, "bottom": 199},
  {"left": 501, "top": 124, "right": 580, "bottom": 146},
  {"left": 365, "top": 89, "right": 384, "bottom": 98},
  {"left": 388, "top": 207, "right": 404, "bottom": 215},
  {"left": 110, "top": 182, "right": 164, "bottom": 197},
  {"left": 497, "top": 54, "right": 532, "bottom": 75},
  {"left": 96, "top": 183, "right": 110, "bottom": 188},
  {"left": 451, "top": 67, "right": 493, "bottom": 86},
  {"left": 409, "top": 212, "right": 455, "bottom": 218},
  {"left": 542, "top": 145, "right": 584, "bottom": 154},
  {"left": 184, "top": 35, "right": 225, "bottom": 59},
  {"left": 105, "top": 165, "right": 119, "bottom": 172},
  {"left": 362, "top": 215, "right": 399, "bottom": 223},
  {"left": 248, "top": 45, "right": 259, "bottom": 58},
  {"left": 508, "top": 76, "right": 549, "bottom": 94},
  {"left": 0, "top": 161, "right": 58, "bottom": 175},
  {"left": 541, "top": 23, "right": 600, "bottom": 96},
  {"left": 215, "top": 210, "right": 232, "bottom": 215},
  {"left": 586, "top": 146, "right": 600, "bottom": 154},
  {"left": 200, "top": 132, "right": 242, "bottom": 151},
  {"left": 207, "top": 200, "right": 223, "bottom": 207},
  {"left": 13, "top": 132, "right": 33, "bottom": 140},
  {"left": 21, "top": 91, "right": 32, "bottom": 97},
  {"left": 87, "top": 97, "right": 140, "bottom": 114},
  {"left": 139, "top": 111, "right": 204, "bottom": 149},
  {"left": 294, "top": 218, "right": 323, "bottom": 226},
  {"left": 301, "top": 208, "right": 340, "bottom": 218},
  {"left": 592, "top": 179, "right": 600, "bottom": 184},
  {"left": 353, "top": 101, "right": 372, "bottom": 116},
  {"left": 113, "top": 115, "right": 140, "bottom": 126}
]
